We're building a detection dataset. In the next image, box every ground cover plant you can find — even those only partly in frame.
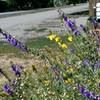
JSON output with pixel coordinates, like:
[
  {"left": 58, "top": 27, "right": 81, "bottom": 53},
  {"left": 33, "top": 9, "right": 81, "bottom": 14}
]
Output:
[{"left": 0, "top": 9, "right": 100, "bottom": 100}]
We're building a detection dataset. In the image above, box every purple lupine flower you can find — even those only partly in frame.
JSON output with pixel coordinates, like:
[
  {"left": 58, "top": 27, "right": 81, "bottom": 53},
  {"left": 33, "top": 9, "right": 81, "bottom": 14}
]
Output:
[
  {"left": 11, "top": 64, "right": 21, "bottom": 76},
  {"left": 97, "top": 48, "right": 100, "bottom": 52},
  {"left": 96, "top": 35, "right": 100, "bottom": 39},
  {"left": 0, "top": 31, "right": 28, "bottom": 52},
  {"left": 63, "top": 16, "right": 79, "bottom": 35},
  {"left": 78, "top": 86, "right": 100, "bottom": 100},
  {"left": 67, "top": 19, "right": 75, "bottom": 31},
  {"left": 88, "top": 17, "right": 100, "bottom": 29},
  {"left": 84, "top": 91, "right": 91, "bottom": 97},
  {"left": 80, "top": 24, "right": 85, "bottom": 29},
  {"left": 80, "top": 24, "right": 87, "bottom": 32},
  {"left": 10, "top": 37, "right": 17, "bottom": 46},
  {"left": 94, "top": 60, "right": 100, "bottom": 68},
  {"left": 12, "top": 79, "right": 17, "bottom": 85},
  {"left": 63, "top": 16, "right": 68, "bottom": 21},
  {"left": 95, "top": 95, "right": 100, "bottom": 100},
  {"left": 73, "top": 29, "right": 79, "bottom": 35},
  {"left": 82, "top": 58, "right": 89, "bottom": 66},
  {"left": 64, "top": 18, "right": 74, "bottom": 31},
  {"left": 3, "top": 83, "right": 13, "bottom": 95},
  {"left": 16, "top": 41, "right": 27, "bottom": 52},
  {"left": 79, "top": 86, "right": 85, "bottom": 94}
]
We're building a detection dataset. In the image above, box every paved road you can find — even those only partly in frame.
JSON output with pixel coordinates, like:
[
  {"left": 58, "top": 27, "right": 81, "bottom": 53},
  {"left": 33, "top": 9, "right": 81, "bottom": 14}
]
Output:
[{"left": 0, "top": 3, "right": 89, "bottom": 41}]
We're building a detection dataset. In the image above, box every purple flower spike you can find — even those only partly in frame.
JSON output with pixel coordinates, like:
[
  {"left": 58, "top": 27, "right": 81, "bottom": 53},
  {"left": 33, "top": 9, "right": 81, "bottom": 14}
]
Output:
[
  {"left": 96, "top": 35, "right": 100, "bottom": 39},
  {"left": 0, "top": 31, "right": 28, "bottom": 52},
  {"left": 11, "top": 64, "right": 21, "bottom": 76},
  {"left": 80, "top": 24, "right": 84, "bottom": 29},
  {"left": 84, "top": 91, "right": 91, "bottom": 97},
  {"left": 78, "top": 86, "right": 100, "bottom": 100},
  {"left": 12, "top": 79, "right": 17, "bottom": 85},
  {"left": 63, "top": 16, "right": 79, "bottom": 35},
  {"left": 94, "top": 60, "right": 100, "bottom": 68},
  {"left": 73, "top": 29, "right": 79, "bottom": 35},
  {"left": 3, "top": 83, "right": 12, "bottom": 95},
  {"left": 63, "top": 16, "right": 68, "bottom": 21},
  {"left": 79, "top": 86, "right": 85, "bottom": 94},
  {"left": 88, "top": 17, "right": 100, "bottom": 29},
  {"left": 10, "top": 38, "right": 17, "bottom": 46},
  {"left": 95, "top": 95, "right": 100, "bottom": 100},
  {"left": 80, "top": 24, "right": 87, "bottom": 32},
  {"left": 97, "top": 48, "right": 100, "bottom": 52},
  {"left": 82, "top": 58, "right": 89, "bottom": 66}
]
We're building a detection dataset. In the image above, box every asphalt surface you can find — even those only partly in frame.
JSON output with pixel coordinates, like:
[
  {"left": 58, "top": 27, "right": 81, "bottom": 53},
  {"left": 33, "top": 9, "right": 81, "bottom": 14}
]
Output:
[{"left": 0, "top": 3, "right": 89, "bottom": 41}]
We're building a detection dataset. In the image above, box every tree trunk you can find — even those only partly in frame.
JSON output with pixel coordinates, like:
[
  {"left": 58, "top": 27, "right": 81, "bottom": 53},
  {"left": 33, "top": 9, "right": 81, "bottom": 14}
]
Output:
[{"left": 89, "top": 0, "right": 95, "bottom": 17}]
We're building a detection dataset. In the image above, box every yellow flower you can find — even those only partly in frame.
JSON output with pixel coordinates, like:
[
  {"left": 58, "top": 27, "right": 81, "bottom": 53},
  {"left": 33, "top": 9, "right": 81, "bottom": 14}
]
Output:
[
  {"left": 60, "top": 43, "right": 68, "bottom": 49},
  {"left": 67, "top": 67, "right": 74, "bottom": 73},
  {"left": 54, "top": 36, "right": 60, "bottom": 42},
  {"left": 87, "top": 80, "right": 92, "bottom": 84},
  {"left": 68, "top": 36, "right": 73, "bottom": 42},
  {"left": 67, "top": 78, "right": 72, "bottom": 83},
  {"left": 64, "top": 78, "right": 73, "bottom": 84},
  {"left": 43, "top": 80, "right": 50, "bottom": 86},
  {"left": 58, "top": 42, "right": 61, "bottom": 46},
  {"left": 47, "top": 34, "right": 56, "bottom": 40}
]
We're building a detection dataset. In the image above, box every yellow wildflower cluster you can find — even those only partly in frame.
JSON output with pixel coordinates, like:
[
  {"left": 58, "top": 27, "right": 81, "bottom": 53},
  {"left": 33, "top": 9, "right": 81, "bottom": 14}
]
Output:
[
  {"left": 66, "top": 66, "right": 74, "bottom": 73},
  {"left": 43, "top": 80, "right": 50, "bottom": 86},
  {"left": 54, "top": 36, "right": 60, "bottom": 42},
  {"left": 47, "top": 34, "right": 56, "bottom": 40},
  {"left": 67, "top": 36, "right": 73, "bottom": 42},
  {"left": 60, "top": 43, "right": 68, "bottom": 49},
  {"left": 47, "top": 33, "right": 68, "bottom": 49},
  {"left": 64, "top": 78, "right": 73, "bottom": 84}
]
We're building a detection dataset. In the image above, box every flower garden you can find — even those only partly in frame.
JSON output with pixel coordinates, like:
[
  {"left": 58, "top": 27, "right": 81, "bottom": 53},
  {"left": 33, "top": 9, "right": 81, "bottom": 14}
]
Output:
[{"left": 0, "top": 9, "right": 100, "bottom": 100}]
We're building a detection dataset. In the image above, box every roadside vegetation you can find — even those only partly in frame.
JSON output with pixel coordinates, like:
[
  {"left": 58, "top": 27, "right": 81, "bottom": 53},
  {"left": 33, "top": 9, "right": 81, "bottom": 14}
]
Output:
[
  {"left": 0, "top": 0, "right": 88, "bottom": 12},
  {"left": 0, "top": 7, "right": 100, "bottom": 100}
]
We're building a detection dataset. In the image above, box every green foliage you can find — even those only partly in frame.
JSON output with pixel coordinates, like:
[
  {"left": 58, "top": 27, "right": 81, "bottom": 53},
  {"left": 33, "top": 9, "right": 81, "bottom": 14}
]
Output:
[
  {"left": 0, "top": 16, "right": 100, "bottom": 99},
  {"left": 0, "top": 2, "right": 99, "bottom": 99},
  {"left": 6, "top": 0, "right": 54, "bottom": 10},
  {"left": 53, "top": 0, "right": 87, "bottom": 7},
  {"left": 4, "top": 0, "right": 87, "bottom": 11},
  {"left": 0, "top": 1, "right": 8, "bottom": 12}
]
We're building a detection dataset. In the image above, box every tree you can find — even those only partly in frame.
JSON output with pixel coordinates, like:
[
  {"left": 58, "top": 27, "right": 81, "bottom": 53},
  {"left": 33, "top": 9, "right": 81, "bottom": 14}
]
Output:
[
  {"left": 53, "top": 0, "right": 87, "bottom": 7},
  {"left": 6, "top": 0, "right": 53, "bottom": 10},
  {"left": 89, "top": 0, "right": 95, "bottom": 17},
  {"left": 0, "top": 1, "right": 8, "bottom": 12}
]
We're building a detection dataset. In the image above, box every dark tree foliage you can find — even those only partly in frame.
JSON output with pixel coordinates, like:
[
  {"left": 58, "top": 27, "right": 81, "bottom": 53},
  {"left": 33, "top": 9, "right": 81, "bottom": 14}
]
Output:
[
  {"left": 68, "top": 0, "right": 87, "bottom": 5},
  {"left": 8, "top": 0, "right": 53, "bottom": 10},
  {"left": 0, "top": 0, "right": 88, "bottom": 12},
  {"left": 0, "top": 1, "right": 8, "bottom": 12}
]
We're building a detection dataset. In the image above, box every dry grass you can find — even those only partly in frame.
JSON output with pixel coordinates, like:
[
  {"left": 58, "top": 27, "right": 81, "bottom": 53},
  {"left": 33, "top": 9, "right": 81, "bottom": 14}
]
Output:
[{"left": 0, "top": 53, "right": 45, "bottom": 85}]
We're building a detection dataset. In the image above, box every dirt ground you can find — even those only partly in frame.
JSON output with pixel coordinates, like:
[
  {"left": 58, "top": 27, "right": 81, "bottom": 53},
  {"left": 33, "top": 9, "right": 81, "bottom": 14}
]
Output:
[{"left": 0, "top": 53, "right": 45, "bottom": 85}]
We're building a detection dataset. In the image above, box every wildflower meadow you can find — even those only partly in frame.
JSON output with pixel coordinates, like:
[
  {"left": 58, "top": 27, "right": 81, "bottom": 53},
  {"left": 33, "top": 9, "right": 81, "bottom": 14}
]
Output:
[{"left": 0, "top": 8, "right": 100, "bottom": 100}]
